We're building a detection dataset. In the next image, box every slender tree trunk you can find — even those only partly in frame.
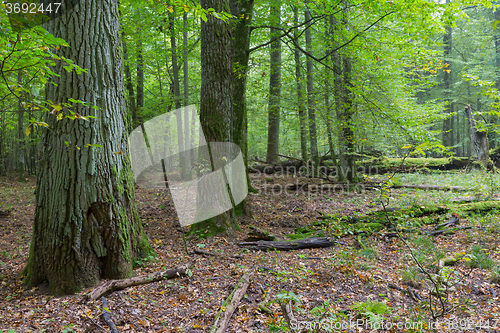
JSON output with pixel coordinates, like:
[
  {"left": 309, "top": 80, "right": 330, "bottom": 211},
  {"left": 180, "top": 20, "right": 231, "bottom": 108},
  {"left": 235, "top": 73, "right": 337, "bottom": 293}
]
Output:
[
  {"left": 266, "top": 0, "right": 281, "bottom": 164},
  {"left": 293, "top": 6, "right": 308, "bottom": 161},
  {"left": 183, "top": 12, "right": 191, "bottom": 167},
  {"left": 183, "top": 13, "right": 189, "bottom": 107},
  {"left": 17, "top": 60, "right": 25, "bottom": 182},
  {"left": 136, "top": 35, "right": 144, "bottom": 128},
  {"left": 340, "top": 56, "right": 358, "bottom": 182},
  {"left": 325, "top": 15, "right": 339, "bottom": 170},
  {"left": 442, "top": 11, "right": 453, "bottom": 148},
  {"left": 24, "top": 0, "right": 153, "bottom": 295},
  {"left": 169, "top": 13, "right": 187, "bottom": 178},
  {"left": 121, "top": 31, "right": 136, "bottom": 131},
  {"left": 305, "top": 5, "right": 319, "bottom": 175},
  {"left": 331, "top": 24, "right": 345, "bottom": 181},
  {"left": 192, "top": 0, "right": 237, "bottom": 237},
  {"left": 230, "top": 0, "right": 255, "bottom": 216}
]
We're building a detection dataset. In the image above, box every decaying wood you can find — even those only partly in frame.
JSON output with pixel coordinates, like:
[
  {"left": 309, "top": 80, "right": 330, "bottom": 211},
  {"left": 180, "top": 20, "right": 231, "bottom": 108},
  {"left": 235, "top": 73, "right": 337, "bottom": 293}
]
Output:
[
  {"left": 279, "top": 300, "right": 296, "bottom": 331},
  {"left": 434, "top": 215, "right": 460, "bottom": 230},
  {"left": 193, "top": 248, "right": 242, "bottom": 259},
  {"left": 210, "top": 269, "right": 254, "bottom": 333},
  {"left": 465, "top": 104, "right": 489, "bottom": 169},
  {"left": 101, "top": 297, "right": 118, "bottom": 333},
  {"left": 86, "top": 266, "right": 187, "bottom": 301},
  {"left": 258, "top": 287, "right": 273, "bottom": 314},
  {"left": 392, "top": 184, "right": 467, "bottom": 192},
  {"left": 429, "top": 226, "right": 473, "bottom": 236},
  {"left": 247, "top": 226, "right": 277, "bottom": 241},
  {"left": 239, "top": 237, "right": 344, "bottom": 251}
]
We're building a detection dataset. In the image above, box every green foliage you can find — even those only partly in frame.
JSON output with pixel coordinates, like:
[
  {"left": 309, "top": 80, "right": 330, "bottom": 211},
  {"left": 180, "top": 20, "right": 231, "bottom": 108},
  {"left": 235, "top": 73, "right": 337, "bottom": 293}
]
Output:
[
  {"left": 465, "top": 245, "right": 496, "bottom": 270},
  {"left": 350, "top": 299, "right": 391, "bottom": 324}
]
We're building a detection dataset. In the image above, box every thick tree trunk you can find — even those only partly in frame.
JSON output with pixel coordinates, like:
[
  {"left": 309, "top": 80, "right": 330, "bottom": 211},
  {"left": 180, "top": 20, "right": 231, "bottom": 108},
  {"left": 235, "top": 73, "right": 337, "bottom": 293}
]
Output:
[
  {"left": 230, "top": 0, "right": 255, "bottom": 215},
  {"left": 442, "top": 12, "right": 453, "bottom": 148},
  {"left": 305, "top": 6, "right": 319, "bottom": 175},
  {"left": 293, "top": 6, "right": 308, "bottom": 162},
  {"left": 465, "top": 105, "right": 489, "bottom": 168},
  {"left": 266, "top": 0, "right": 281, "bottom": 164},
  {"left": 24, "top": 0, "right": 153, "bottom": 295},
  {"left": 191, "top": 0, "right": 238, "bottom": 237}
]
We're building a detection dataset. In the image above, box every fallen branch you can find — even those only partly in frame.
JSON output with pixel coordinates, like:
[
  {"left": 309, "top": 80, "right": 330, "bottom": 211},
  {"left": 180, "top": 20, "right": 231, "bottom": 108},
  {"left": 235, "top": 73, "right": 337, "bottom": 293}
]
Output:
[
  {"left": 429, "top": 226, "right": 474, "bottom": 236},
  {"left": 258, "top": 288, "right": 273, "bottom": 314},
  {"left": 86, "top": 266, "right": 187, "bottom": 301},
  {"left": 246, "top": 226, "right": 277, "bottom": 241},
  {"left": 210, "top": 269, "right": 254, "bottom": 333},
  {"left": 193, "top": 249, "right": 242, "bottom": 259},
  {"left": 392, "top": 184, "right": 468, "bottom": 192},
  {"left": 239, "top": 237, "right": 344, "bottom": 251},
  {"left": 101, "top": 297, "right": 118, "bottom": 333}
]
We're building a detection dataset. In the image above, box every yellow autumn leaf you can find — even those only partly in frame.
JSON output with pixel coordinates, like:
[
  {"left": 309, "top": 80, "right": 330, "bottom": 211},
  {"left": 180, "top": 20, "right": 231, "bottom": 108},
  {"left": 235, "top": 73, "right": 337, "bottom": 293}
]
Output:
[
  {"left": 25, "top": 126, "right": 31, "bottom": 136},
  {"left": 167, "top": 6, "right": 173, "bottom": 12}
]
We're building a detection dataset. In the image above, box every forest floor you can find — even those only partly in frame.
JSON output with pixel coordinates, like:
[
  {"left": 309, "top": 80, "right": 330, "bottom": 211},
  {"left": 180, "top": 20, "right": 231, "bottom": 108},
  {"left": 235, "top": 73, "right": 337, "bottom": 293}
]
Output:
[{"left": 0, "top": 171, "right": 500, "bottom": 332}]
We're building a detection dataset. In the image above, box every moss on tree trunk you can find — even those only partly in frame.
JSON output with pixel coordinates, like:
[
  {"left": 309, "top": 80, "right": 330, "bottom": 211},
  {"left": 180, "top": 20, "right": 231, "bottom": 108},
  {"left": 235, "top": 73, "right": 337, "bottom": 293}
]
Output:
[{"left": 23, "top": 0, "right": 153, "bottom": 295}]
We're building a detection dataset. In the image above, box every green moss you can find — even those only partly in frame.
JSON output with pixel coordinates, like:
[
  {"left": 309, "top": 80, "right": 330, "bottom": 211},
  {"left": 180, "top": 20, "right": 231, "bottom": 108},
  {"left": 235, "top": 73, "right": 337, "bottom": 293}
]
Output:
[
  {"left": 188, "top": 217, "right": 228, "bottom": 239},
  {"left": 352, "top": 222, "right": 384, "bottom": 233}
]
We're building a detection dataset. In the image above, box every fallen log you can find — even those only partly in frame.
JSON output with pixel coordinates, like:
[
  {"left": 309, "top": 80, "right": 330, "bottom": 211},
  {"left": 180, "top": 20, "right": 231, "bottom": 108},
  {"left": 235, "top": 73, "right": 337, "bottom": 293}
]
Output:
[
  {"left": 85, "top": 266, "right": 187, "bottom": 301},
  {"left": 239, "top": 237, "right": 344, "bottom": 251},
  {"left": 210, "top": 269, "right": 254, "bottom": 333},
  {"left": 101, "top": 297, "right": 118, "bottom": 333}
]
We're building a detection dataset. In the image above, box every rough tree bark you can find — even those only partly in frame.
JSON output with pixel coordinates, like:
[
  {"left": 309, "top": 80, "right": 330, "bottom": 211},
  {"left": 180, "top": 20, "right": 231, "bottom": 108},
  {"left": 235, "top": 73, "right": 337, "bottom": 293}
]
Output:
[
  {"left": 293, "top": 6, "right": 308, "bottom": 162},
  {"left": 24, "top": 0, "right": 153, "bottom": 295},
  {"left": 266, "top": 0, "right": 281, "bottom": 164}
]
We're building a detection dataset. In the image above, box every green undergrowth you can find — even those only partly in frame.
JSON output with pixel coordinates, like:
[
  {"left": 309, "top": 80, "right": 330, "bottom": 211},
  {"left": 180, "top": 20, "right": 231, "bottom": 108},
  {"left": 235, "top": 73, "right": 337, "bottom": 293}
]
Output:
[{"left": 287, "top": 201, "right": 500, "bottom": 239}]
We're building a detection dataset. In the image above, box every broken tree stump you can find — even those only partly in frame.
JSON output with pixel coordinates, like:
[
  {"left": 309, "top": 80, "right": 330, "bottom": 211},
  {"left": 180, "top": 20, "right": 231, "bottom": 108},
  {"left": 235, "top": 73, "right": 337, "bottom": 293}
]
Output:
[
  {"left": 85, "top": 266, "right": 187, "bottom": 301},
  {"left": 210, "top": 269, "right": 254, "bottom": 333},
  {"left": 239, "top": 237, "right": 344, "bottom": 251},
  {"left": 465, "top": 104, "right": 489, "bottom": 169}
]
